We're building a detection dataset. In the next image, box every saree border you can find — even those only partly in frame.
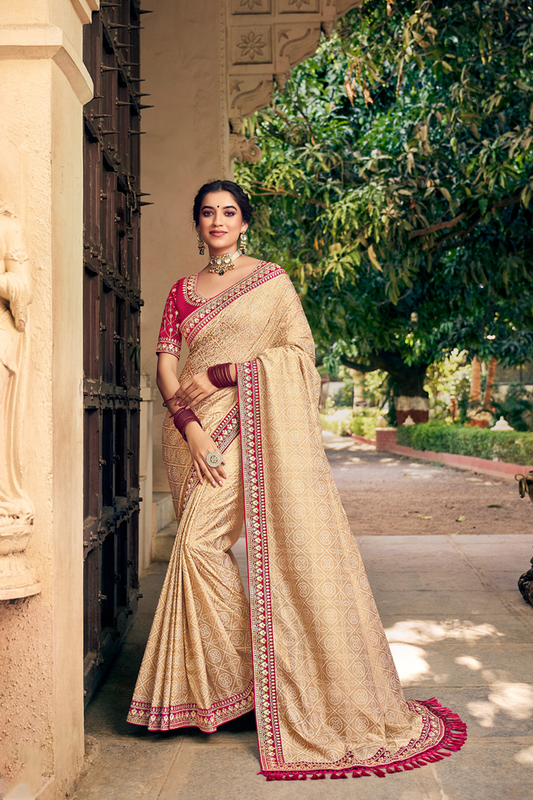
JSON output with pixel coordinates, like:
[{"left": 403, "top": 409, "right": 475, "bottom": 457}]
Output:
[
  {"left": 236, "top": 360, "right": 467, "bottom": 779},
  {"left": 127, "top": 680, "right": 254, "bottom": 733},
  {"left": 181, "top": 404, "right": 240, "bottom": 512},
  {"left": 180, "top": 261, "right": 284, "bottom": 346},
  {"left": 237, "top": 360, "right": 283, "bottom": 770}
]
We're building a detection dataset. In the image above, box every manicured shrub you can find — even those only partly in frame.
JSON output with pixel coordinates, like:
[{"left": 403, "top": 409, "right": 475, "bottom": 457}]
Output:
[
  {"left": 349, "top": 409, "right": 381, "bottom": 440},
  {"left": 320, "top": 408, "right": 381, "bottom": 440},
  {"left": 396, "top": 422, "right": 533, "bottom": 465}
]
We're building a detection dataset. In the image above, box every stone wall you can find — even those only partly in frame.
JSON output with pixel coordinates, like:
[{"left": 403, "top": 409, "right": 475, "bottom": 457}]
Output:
[{"left": 0, "top": 1, "right": 94, "bottom": 797}]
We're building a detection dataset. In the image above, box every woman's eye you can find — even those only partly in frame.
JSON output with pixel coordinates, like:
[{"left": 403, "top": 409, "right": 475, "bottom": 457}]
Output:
[{"left": 225, "top": 211, "right": 235, "bottom": 217}]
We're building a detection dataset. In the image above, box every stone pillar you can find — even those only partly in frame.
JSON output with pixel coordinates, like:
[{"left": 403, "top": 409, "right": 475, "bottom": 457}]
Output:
[{"left": 0, "top": 2, "right": 95, "bottom": 798}]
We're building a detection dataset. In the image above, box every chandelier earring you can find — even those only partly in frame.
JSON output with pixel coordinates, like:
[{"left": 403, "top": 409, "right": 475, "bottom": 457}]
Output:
[
  {"left": 197, "top": 232, "right": 205, "bottom": 256},
  {"left": 239, "top": 231, "right": 248, "bottom": 255}
]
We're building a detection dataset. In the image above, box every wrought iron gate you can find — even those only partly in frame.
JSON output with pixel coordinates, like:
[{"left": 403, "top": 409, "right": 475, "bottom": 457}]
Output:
[{"left": 82, "top": 0, "right": 145, "bottom": 703}]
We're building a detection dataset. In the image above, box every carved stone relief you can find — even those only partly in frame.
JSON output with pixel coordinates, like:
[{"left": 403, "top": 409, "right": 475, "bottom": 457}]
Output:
[
  {"left": 228, "top": 76, "right": 275, "bottom": 134},
  {"left": 232, "top": 0, "right": 272, "bottom": 14},
  {"left": 0, "top": 141, "right": 38, "bottom": 601},
  {"left": 229, "top": 133, "right": 263, "bottom": 162},
  {"left": 226, "top": 0, "right": 363, "bottom": 154},
  {"left": 278, "top": 0, "right": 320, "bottom": 14},
  {"left": 231, "top": 26, "right": 273, "bottom": 64}
]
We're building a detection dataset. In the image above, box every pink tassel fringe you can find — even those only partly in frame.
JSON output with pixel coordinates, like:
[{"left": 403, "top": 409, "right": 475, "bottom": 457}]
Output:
[{"left": 260, "top": 698, "right": 467, "bottom": 781}]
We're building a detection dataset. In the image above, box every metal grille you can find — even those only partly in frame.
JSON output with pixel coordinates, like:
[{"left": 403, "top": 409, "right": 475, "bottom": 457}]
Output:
[{"left": 82, "top": 0, "right": 145, "bottom": 704}]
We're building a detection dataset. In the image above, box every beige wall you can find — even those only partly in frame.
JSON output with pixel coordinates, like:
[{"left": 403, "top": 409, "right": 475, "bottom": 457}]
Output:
[
  {"left": 140, "top": 0, "right": 229, "bottom": 492},
  {"left": 0, "top": 1, "right": 94, "bottom": 797}
]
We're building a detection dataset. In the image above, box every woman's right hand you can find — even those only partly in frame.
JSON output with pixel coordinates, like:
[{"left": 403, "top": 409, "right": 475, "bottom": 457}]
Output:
[{"left": 184, "top": 422, "right": 227, "bottom": 488}]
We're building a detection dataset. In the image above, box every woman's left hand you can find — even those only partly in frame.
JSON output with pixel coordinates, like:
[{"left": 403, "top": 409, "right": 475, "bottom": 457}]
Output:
[{"left": 174, "top": 370, "right": 217, "bottom": 409}]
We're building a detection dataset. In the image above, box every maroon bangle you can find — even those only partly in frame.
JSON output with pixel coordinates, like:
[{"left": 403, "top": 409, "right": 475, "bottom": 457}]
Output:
[
  {"left": 207, "top": 362, "right": 236, "bottom": 389},
  {"left": 162, "top": 393, "right": 177, "bottom": 409},
  {"left": 173, "top": 408, "right": 202, "bottom": 442}
]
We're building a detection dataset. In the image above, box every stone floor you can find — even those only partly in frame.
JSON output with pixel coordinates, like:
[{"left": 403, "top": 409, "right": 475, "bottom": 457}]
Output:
[{"left": 72, "top": 433, "right": 533, "bottom": 800}]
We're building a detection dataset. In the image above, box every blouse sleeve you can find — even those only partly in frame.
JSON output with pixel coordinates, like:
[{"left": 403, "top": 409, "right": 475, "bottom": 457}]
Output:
[{"left": 156, "top": 283, "right": 182, "bottom": 359}]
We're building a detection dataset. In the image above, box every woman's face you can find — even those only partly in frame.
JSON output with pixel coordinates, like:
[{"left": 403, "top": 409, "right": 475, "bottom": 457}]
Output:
[{"left": 197, "top": 190, "right": 247, "bottom": 255}]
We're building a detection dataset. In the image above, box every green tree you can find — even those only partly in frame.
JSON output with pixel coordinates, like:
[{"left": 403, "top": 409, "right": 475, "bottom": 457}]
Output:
[{"left": 237, "top": 0, "right": 533, "bottom": 405}]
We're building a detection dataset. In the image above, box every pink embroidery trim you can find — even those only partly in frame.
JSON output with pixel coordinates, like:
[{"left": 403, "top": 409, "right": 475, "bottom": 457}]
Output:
[
  {"left": 127, "top": 680, "right": 254, "bottom": 733},
  {"left": 259, "top": 698, "right": 467, "bottom": 780},
  {"left": 181, "top": 263, "right": 285, "bottom": 346},
  {"left": 236, "top": 361, "right": 467, "bottom": 780},
  {"left": 237, "top": 360, "right": 282, "bottom": 769}
]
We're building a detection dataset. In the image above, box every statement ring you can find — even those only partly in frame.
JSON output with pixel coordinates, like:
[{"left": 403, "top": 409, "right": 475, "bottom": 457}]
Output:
[{"left": 206, "top": 450, "right": 223, "bottom": 468}]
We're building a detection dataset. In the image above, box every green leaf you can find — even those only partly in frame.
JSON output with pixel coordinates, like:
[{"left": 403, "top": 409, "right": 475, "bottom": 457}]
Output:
[{"left": 366, "top": 244, "right": 382, "bottom": 272}]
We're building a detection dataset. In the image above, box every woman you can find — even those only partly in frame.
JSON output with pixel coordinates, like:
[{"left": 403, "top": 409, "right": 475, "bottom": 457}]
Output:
[{"left": 127, "top": 180, "right": 466, "bottom": 780}]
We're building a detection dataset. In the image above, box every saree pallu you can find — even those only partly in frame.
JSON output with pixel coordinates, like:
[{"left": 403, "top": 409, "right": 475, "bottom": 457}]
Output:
[{"left": 127, "top": 262, "right": 466, "bottom": 779}]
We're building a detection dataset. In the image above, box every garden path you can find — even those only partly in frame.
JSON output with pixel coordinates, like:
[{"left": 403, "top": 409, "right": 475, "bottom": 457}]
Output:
[{"left": 72, "top": 432, "right": 533, "bottom": 800}]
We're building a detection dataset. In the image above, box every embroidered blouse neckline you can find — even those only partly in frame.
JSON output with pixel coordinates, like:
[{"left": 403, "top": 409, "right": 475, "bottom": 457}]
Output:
[{"left": 184, "top": 260, "right": 268, "bottom": 306}]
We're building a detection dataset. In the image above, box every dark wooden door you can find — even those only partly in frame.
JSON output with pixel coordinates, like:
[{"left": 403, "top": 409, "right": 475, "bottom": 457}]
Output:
[{"left": 82, "top": 0, "right": 145, "bottom": 704}]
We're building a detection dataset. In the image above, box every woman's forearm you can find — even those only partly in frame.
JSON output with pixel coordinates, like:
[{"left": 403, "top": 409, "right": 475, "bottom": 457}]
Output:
[{"left": 156, "top": 354, "right": 181, "bottom": 415}]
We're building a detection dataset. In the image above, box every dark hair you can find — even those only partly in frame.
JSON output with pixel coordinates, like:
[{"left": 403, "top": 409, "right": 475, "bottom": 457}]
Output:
[{"left": 192, "top": 180, "right": 253, "bottom": 226}]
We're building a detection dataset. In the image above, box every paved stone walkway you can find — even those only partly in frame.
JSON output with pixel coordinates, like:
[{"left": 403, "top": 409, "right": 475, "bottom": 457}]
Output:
[{"left": 72, "top": 433, "right": 533, "bottom": 800}]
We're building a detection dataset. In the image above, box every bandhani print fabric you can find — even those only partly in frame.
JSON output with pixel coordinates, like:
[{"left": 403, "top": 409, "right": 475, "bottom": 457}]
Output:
[{"left": 127, "top": 261, "right": 467, "bottom": 779}]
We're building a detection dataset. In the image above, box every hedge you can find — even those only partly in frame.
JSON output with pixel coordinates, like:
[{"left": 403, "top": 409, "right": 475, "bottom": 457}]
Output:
[
  {"left": 320, "top": 409, "right": 381, "bottom": 440},
  {"left": 396, "top": 422, "right": 533, "bottom": 466}
]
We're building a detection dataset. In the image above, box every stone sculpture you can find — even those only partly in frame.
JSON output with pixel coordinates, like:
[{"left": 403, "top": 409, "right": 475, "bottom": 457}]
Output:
[{"left": 0, "top": 207, "right": 38, "bottom": 600}]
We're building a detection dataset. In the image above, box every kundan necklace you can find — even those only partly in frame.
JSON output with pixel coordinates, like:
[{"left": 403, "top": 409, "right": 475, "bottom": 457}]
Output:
[{"left": 208, "top": 250, "right": 242, "bottom": 276}]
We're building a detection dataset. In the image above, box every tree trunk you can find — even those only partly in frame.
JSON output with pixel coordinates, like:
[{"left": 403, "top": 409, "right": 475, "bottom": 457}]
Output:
[
  {"left": 483, "top": 355, "right": 497, "bottom": 409},
  {"left": 469, "top": 355, "right": 481, "bottom": 404},
  {"left": 340, "top": 351, "right": 430, "bottom": 425}
]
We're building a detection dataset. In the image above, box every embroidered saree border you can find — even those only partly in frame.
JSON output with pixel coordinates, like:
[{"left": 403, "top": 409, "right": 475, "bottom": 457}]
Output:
[
  {"left": 181, "top": 404, "right": 240, "bottom": 511},
  {"left": 236, "top": 359, "right": 467, "bottom": 779},
  {"left": 260, "top": 698, "right": 467, "bottom": 780},
  {"left": 237, "top": 360, "right": 283, "bottom": 769},
  {"left": 128, "top": 680, "right": 254, "bottom": 732},
  {"left": 180, "top": 262, "right": 284, "bottom": 345}
]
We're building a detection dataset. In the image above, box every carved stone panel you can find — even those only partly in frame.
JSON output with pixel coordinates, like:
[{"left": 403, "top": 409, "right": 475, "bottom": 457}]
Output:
[
  {"left": 278, "top": 0, "right": 320, "bottom": 14},
  {"left": 229, "top": 75, "right": 275, "bottom": 132},
  {"left": 276, "top": 22, "right": 322, "bottom": 67},
  {"left": 231, "top": 26, "right": 273, "bottom": 64},
  {"left": 225, "top": 0, "right": 363, "bottom": 154},
  {"left": 232, "top": 0, "right": 272, "bottom": 14}
]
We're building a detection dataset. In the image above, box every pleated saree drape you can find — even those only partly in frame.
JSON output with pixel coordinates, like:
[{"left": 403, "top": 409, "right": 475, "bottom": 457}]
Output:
[{"left": 127, "top": 262, "right": 466, "bottom": 779}]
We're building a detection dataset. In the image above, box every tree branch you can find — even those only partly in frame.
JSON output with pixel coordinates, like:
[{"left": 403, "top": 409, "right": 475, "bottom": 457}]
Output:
[
  {"left": 435, "top": 193, "right": 522, "bottom": 249},
  {"left": 408, "top": 211, "right": 469, "bottom": 239},
  {"left": 408, "top": 192, "right": 522, "bottom": 245},
  {"left": 339, "top": 355, "right": 380, "bottom": 373},
  {"left": 250, "top": 183, "right": 327, "bottom": 208}
]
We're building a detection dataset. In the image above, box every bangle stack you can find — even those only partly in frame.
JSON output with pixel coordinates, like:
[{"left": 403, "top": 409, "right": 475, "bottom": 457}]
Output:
[
  {"left": 207, "top": 362, "right": 236, "bottom": 389},
  {"left": 173, "top": 407, "right": 202, "bottom": 442}
]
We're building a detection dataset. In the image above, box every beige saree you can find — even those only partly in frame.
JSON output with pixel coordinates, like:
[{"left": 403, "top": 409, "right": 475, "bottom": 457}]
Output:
[{"left": 127, "top": 262, "right": 466, "bottom": 779}]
